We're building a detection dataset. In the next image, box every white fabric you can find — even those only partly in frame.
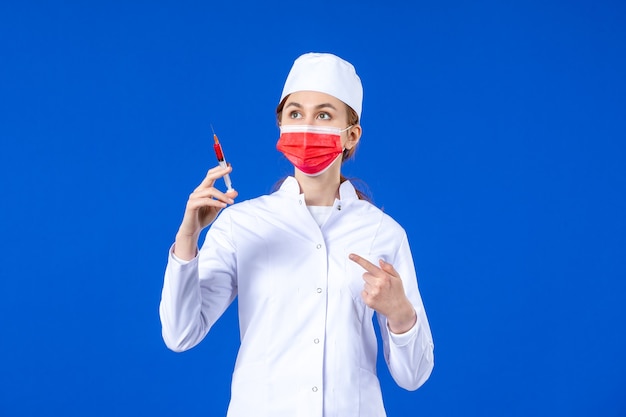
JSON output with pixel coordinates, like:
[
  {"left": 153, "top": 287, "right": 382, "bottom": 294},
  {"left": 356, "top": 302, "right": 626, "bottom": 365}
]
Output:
[
  {"left": 279, "top": 124, "right": 349, "bottom": 135},
  {"left": 280, "top": 52, "right": 363, "bottom": 118},
  {"left": 307, "top": 205, "right": 333, "bottom": 227},
  {"left": 160, "top": 177, "right": 434, "bottom": 417}
]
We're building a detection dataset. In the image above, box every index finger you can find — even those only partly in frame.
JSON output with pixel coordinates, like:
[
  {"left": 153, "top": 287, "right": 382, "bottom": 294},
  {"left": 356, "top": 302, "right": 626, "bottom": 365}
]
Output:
[
  {"left": 197, "top": 165, "right": 232, "bottom": 190},
  {"left": 349, "top": 253, "right": 380, "bottom": 274}
]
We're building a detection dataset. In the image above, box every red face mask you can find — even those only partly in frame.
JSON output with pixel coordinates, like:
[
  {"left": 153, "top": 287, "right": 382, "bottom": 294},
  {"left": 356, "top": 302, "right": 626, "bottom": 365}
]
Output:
[{"left": 276, "top": 125, "right": 351, "bottom": 176}]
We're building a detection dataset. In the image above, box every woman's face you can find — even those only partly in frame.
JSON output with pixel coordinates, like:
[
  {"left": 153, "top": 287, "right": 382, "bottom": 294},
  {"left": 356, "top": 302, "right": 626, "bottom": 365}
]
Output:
[{"left": 281, "top": 90, "right": 360, "bottom": 151}]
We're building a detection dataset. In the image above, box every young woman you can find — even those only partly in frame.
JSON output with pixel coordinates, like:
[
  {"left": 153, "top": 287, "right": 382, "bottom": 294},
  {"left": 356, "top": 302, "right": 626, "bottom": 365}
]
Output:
[{"left": 160, "top": 52, "right": 434, "bottom": 417}]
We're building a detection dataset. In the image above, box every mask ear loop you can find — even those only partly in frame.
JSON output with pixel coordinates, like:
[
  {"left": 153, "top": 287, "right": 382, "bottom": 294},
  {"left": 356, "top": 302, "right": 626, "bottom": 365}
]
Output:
[{"left": 341, "top": 125, "right": 358, "bottom": 161}]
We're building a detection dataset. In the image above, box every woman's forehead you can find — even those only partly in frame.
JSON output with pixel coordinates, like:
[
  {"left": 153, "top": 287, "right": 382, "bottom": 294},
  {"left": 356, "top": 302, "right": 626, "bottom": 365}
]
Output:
[{"left": 285, "top": 91, "right": 346, "bottom": 109}]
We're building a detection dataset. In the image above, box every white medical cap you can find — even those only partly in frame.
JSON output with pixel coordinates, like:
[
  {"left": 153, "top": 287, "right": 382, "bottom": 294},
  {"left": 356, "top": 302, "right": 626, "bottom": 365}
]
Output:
[{"left": 280, "top": 52, "right": 363, "bottom": 119}]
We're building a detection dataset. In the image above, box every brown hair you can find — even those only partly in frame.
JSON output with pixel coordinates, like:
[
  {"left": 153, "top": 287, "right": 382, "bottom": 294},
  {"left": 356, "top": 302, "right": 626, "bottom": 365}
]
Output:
[{"left": 274, "top": 96, "right": 372, "bottom": 202}]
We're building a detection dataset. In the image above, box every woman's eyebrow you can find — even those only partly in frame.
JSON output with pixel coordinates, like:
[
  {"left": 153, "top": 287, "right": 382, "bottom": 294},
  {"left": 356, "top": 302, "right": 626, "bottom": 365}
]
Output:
[
  {"left": 284, "top": 102, "right": 338, "bottom": 111},
  {"left": 315, "top": 103, "right": 338, "bottom": 111},
  {"left": 285, "top": 102, "right": 303, "bottom": 109}
]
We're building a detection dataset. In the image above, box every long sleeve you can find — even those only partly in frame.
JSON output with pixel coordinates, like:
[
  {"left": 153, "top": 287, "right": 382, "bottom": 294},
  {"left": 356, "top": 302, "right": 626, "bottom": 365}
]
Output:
[
  {"left": 159, "top": 213, "right": 238, "bottom": 352},
  {"left": 378, "top": 234, "right": 434, "bottom": 391}
]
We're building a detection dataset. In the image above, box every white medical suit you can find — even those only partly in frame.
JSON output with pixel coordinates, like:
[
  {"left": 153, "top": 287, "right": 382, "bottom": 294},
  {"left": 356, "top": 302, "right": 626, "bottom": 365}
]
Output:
[{"left": 160, "top": 177, "right": 434, "bottom": 417}]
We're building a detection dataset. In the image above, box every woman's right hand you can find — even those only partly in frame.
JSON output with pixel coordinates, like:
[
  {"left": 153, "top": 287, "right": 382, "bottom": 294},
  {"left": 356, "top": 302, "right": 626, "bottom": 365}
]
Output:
[{"left": 174, "top": 165, "right": 238, "bottom": 260}]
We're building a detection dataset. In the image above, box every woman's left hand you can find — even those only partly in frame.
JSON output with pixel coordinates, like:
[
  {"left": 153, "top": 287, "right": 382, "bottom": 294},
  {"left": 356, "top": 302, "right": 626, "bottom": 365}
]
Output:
[{"left": 349, "top": 253, "right": 417, "bottom": 334}]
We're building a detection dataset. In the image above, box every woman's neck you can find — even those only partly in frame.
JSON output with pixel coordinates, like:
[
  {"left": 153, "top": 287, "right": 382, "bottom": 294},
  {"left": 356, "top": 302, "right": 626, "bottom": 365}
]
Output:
[{"left": 295, "top": 169, "right": 341, "bottom": 206}]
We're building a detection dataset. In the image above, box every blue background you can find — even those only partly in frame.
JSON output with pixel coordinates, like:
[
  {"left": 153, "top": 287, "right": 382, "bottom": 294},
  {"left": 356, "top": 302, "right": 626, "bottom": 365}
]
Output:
[{"left": 1, "top": 1, "right": 625, "bottom": 416}]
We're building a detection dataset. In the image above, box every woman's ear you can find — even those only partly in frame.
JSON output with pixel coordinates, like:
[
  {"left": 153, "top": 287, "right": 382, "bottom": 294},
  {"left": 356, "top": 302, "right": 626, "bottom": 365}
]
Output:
[{"left": 345, "top": 125, "right": 362, "bottom": 150}]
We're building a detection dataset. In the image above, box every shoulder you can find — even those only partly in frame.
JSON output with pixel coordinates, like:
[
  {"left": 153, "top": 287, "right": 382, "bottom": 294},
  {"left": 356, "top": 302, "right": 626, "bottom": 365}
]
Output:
[
  {"left": 345, "top": 198, "right": 407, "bottom": 238},
  {"left": 352, "top": 198, "right": 403, "bottom": 224},
  {"left": 215, "top": 189, "right": 292, "bottom": 221}
]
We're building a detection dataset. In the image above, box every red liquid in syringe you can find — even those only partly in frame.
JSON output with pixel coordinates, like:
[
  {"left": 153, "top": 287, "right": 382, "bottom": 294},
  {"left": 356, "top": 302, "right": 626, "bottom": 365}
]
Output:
[{"left": 212, "top": 130, "right": 233, "bottom": 191}]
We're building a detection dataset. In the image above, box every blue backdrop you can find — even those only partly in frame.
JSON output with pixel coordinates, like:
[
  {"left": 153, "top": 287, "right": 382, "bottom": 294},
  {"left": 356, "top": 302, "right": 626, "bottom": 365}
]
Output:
[{"left": 1, "top": 1, "right": 625, "bottom": 416}]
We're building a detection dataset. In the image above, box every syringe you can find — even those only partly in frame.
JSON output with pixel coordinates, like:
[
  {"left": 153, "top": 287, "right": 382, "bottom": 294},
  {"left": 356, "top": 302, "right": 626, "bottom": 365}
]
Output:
[{"left": 211, "top": 125, "right": 234, "bottom": 192}]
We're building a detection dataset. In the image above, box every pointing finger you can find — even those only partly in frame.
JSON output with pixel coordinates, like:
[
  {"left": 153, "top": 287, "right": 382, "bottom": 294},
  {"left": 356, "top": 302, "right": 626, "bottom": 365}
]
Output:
[{"left": 349, "top": 253, "right": 381, "bottom": 275}]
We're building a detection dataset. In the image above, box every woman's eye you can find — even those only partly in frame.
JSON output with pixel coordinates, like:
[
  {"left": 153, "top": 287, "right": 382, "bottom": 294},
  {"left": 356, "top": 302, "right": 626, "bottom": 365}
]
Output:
[
  {"left": 317, "top": 112, "right": 331, "bottom": 120},
  {"left": 289, "top": 111, "right": 302, "bottom": 119}
]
